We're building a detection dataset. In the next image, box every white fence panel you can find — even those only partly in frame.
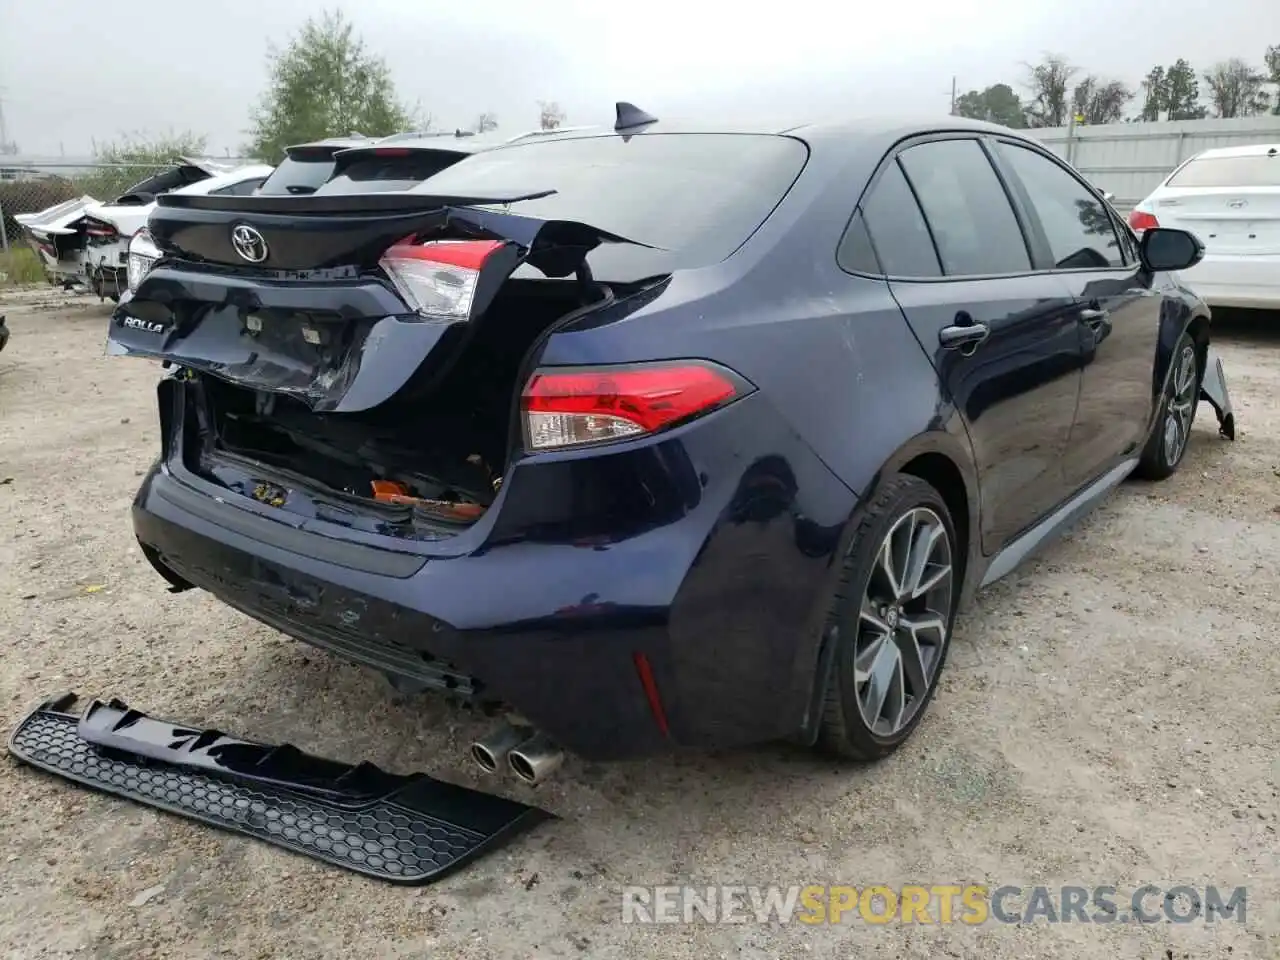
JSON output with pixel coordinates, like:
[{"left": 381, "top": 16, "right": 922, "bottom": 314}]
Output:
[{"left": 1025, "top": 116, "right": 1280, "bottom": 210}]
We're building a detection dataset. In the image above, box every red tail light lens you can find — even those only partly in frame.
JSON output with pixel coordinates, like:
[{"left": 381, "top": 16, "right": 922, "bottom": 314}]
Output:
[
  {"left": 1128, "top": 210, "right": 1159, "bottom": 233},
  {"left": 521, "top": 360, "right": 750, "bottom": 452},
  {"left": 378, "top": 239, "right": 506, "bottom": 320},
  {"left": 83, "top": 219, "right": 118, "bottom": 239}
]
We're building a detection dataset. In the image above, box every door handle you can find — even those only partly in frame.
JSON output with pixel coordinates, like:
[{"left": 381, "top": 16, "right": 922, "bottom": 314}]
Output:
[{"left": 939, "top": 321, "right": 990, "bottom": 350}]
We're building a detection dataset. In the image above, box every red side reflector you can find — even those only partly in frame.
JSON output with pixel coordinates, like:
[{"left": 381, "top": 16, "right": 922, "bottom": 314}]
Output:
[
  {"left": 632, "top": 652, "right": 670, "bottom": 738},
  {"left": 1128, "top": 210, "right": 1159, "bottom": 232}
]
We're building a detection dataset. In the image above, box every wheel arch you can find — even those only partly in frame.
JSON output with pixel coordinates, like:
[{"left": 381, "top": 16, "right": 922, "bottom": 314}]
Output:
[
  {"left": 1153, "top": 292, "right": 1208, "bottom": 399},
  {"left": 795, "top": 427, "right": 980, "bottom": 745}
]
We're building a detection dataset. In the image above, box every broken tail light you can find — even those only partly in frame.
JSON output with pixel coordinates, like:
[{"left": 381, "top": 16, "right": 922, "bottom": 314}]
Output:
[
  {"left": 82, "top": 218, "right": 119, "bottom": 240},
  {"left": 378, "top": 239, "right": 507, "bottom": 320},
  {"left": 127, "top": 228, "right": 161, "bottom": 292},
  {"left": 521, "top": 360, "right": 752, "bottom": 452}
]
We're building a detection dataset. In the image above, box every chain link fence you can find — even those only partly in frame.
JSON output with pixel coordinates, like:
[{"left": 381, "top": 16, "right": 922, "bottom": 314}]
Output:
[{"left": 0, "top": 160, "right": 251, "bottom": 285}]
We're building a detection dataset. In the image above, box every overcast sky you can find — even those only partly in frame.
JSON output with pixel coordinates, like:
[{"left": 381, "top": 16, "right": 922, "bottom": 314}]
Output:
[{"left": 1, "top": 0, "right": 1277, "bottom": 156}]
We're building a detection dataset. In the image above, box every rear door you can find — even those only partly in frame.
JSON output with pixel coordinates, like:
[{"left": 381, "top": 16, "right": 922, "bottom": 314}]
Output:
[
  {"left": 992, "top": 139, "right": 1161, "bottom": 489},
  {"left": 859, "top": 135, "right": 1084, "bottom": 555}
]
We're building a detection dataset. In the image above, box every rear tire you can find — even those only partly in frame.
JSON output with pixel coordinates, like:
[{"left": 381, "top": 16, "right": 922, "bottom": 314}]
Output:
[
  {"left": 1134, "top": 331, "right": 1200, "bottom": 481},
  {"left": 816, "top": 474, "right": 960, "bottom": 761}
]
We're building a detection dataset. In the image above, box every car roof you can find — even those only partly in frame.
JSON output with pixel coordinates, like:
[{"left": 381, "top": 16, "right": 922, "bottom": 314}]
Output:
[
  {"left": 1190, "top": 143, "right": 1280, "bottom": 160},
  {"left": 284, "top": 135, "right": 378, "bottom": 153},
  {"left": 171, "top": 163, "right": 276, "bottom": 194},
  {"left": 341, "top": 131, "right": 508, "bottom": 156},
  {"left": 472, "top": 114, "right": 1033, "bottom": 158}
]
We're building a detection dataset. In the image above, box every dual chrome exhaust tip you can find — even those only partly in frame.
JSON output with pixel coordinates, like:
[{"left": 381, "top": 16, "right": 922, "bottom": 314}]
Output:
[{"left": 470, "top": 724, "right": 564, "bottom": 785}]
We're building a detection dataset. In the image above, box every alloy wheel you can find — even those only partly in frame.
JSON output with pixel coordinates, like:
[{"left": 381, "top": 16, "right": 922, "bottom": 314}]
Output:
[
  {"left": 853, "top": 507, "right": 954, "bottom": 737},
  {"left": 1164, "top": 344, "right": 1197, "bottom": 467}
]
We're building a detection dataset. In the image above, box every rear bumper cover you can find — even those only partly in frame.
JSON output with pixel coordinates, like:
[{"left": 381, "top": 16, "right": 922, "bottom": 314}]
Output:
[
  {"left": 8, "top": 692, "right": 550, "bottom": 884},
  {"left": 133, "top": 380, "right": 859, "bottom": 761},
  {"left": 1184, "top": 255, "right": 1280, "bottom": 309},
  {"left": 1201, "top": 345, "right": 1235, "bottom": 441}
]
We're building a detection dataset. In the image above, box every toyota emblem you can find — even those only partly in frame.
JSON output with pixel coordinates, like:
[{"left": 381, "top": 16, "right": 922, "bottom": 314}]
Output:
[{"left": 231, "top": 224, "right": 269, "bottom": 263}]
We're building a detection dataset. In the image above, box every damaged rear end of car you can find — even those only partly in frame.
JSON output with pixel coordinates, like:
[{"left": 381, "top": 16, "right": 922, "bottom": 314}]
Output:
[
  {"left": 113, "top": 188, "right": 674, "bottom": 541},
  {"left": 113, "top": 127, "right": 842, "bottom": 765}
]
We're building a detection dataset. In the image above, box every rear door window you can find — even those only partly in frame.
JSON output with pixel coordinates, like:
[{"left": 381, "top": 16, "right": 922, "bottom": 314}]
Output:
[
  {"left": 257, "top": 156, "right": 338, "bottom": 196},
  {"left": 848, "top": 161, "right": 941, "bottom": 277},
  {"left": 996, "top": 141, "right": 1124, "bottom": 269},
  {"left": 1166, "top": 154, "right": 1280, "bottom": 188},
  {"left": 208, "top": 177, "right": 267, "bottom": 197},
  {"left": 405, "top": 133, "right": 809, "bottom": 274},
  {"left": 316, "top": 149, "right": 470, "bottom": 195},
  {"left": 897, "top": 139, "right": 1032, "bottom": 276}
]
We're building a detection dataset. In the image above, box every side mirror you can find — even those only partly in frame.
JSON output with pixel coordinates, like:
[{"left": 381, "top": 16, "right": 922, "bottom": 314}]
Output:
[{"left": 1140, "top": 227, "right": 1204, "bottom": 273}]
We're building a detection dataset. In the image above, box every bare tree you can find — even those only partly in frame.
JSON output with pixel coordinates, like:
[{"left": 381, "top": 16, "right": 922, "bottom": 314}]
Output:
[
  {"left": 1203, "top": 58, "right": 1271, "bottom": 118},
  {"left": 1266, "top": 45, "right": 1280, "bottom": 114},
  {"left": 475, "top": 112, "right": 498, "bottom": 133},
  {"left": 1071, "top": 76, "right": 1135, "bottom": 125},
  {"left": 537, "top": 100, "right": 566, "bottom": 131},
  {"left": 1022, "top": 55, "right": 1078, "bottom": 128}
]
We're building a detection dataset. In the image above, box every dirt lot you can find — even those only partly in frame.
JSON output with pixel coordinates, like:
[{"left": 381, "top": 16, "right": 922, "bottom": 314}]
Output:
[{"left": 0, "top": 286, "right": 1277, "bottom": 960}]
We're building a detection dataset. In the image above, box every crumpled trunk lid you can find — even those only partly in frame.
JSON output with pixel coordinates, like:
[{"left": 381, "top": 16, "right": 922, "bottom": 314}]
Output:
[{"left": 108, "top": 190, "right": 650, "bottom": 413}]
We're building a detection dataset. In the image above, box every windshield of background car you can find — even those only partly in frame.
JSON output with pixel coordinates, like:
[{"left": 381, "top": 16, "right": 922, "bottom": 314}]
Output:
[
  {"left": 1166, "top": 155, "right": 1280, "bottom": 188},
  {"left": 316, "top": 149, "right": 470, "bottom": 194},
  {"left": 257, "top": 155, "right": 338, "bottom": 195},
  {"left": 412, "top": 132, "right": 809, "bottom": 277}
]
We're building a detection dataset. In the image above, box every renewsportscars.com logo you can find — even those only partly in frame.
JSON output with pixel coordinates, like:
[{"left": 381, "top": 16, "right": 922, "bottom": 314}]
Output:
[{"left": 621, "top": 884, "right": 1248, "bottom": 925}]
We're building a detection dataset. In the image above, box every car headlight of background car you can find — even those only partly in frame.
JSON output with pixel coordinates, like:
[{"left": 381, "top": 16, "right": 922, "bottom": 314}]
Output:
[{"left": 127, "top": 228, "right": 162, "bottom": 293}]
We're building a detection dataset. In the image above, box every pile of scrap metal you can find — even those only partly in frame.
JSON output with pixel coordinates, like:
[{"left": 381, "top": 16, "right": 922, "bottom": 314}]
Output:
[{"left": 13, "top": 158, "right": 273, "bottom": 301}]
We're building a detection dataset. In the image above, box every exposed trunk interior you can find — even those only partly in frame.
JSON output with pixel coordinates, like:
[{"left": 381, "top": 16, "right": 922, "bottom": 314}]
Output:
[{"left": 187, "top": 278, "right": 604, "bottom": 537}]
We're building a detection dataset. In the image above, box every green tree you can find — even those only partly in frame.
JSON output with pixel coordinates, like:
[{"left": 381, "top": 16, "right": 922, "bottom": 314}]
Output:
[
  {"left": 538, "top": 101, "right": 566, "bottom": 131},
  {"left": 1022, "top": 55, "right": 1078, "bottom": 127},
  {"left": 954, "top": 83, "right": 1026, "bottom": 128},
  {"left": 1139, "top": 66, "right": 1167, "bottom": 121},
  {"left": 1138, "top": 60, "right": 1206, "bottom": 121},
  {"left": 93, "top": 131, "right": 208, "bottom": 165},
  {"left": 247, "top": 10, "right": 415, "bottom": 162},
  {"left": 77, "top": 131, "right": 210, "bottom": 200},
  {"left": 1164, "top": 59, "right": 1206, "bottom": 119},
  {"left": 1265, "top": 45, "right": 1280, "bottom": 114},
  {"left": 1071, "top": 76, "right": 1134, "bottom": 125},
  {"left": 1203, "top": 58, "right": 1271, "bottom": 117}
]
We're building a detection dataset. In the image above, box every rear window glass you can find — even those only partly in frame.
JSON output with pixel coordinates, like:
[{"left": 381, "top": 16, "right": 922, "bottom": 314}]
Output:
[
  {"left": 257, "top": 156, "right": 337, "bottom": 196},
  {"left": 410, "top": 133, "right": 809, "bottom": 277},
  {"left": 316, "top": 149, "right": 469, "bottom": 195},
  {"left": 1166, "top": 155, "right": 1280, "bottom": 188}
]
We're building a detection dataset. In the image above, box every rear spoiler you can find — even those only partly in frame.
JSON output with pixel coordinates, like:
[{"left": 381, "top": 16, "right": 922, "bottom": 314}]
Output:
[
  {"left": 156, "top": 188, "right": 558, "bottom": 215},
  {"left": 148, "top": 189, "right": 662, "bottom": 275}
]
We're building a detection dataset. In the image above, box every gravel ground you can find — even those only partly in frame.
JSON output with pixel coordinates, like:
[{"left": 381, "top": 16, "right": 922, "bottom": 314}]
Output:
[{"left": 1, "top": 287, "right": 1277, "bottom": 960}]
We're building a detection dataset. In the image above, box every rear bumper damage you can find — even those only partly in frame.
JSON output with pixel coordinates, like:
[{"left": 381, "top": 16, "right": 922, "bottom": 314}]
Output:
[
  {"left": 132, "top": 381, "right": 858, "bottom": 761},
  {"left": 7, "top": 692, "right": 551, "bottom": 884},
  {"left": 1201, "top": 346, "right": 1235, "bottom": 441}
]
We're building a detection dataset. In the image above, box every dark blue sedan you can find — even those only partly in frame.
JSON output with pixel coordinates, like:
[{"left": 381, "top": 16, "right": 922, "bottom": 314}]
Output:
[{"left": 111, "top": 108, "right": 1234, "bottom": 782}]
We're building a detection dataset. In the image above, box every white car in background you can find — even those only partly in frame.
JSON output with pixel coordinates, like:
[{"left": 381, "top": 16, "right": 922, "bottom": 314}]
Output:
[
  {"left": 1128, "top": 143, "right": 1280, "bottom": 311},
  {"left": 15, "top": 159, "right": 273, "bottom": 301}
]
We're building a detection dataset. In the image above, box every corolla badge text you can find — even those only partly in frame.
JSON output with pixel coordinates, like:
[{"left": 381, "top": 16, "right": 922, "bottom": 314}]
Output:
[{"left": 121, "top": 316, "right": 167, "bottom": 334}]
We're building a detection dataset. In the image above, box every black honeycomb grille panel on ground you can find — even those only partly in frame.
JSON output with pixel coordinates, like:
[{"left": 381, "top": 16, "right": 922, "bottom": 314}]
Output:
[{"left": 7, "top": 694, "right": 552, "bottom": 885}]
